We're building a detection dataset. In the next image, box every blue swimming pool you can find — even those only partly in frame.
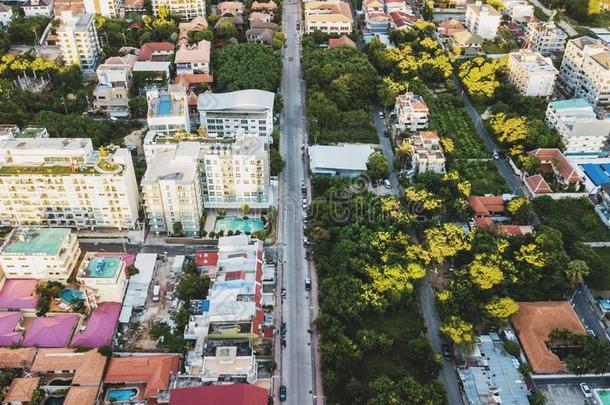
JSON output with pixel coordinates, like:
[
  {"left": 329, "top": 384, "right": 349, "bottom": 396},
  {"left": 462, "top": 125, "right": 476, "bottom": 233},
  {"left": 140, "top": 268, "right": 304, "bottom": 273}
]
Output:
[
  {"left": 157, "top": 96, "right": 172, "bottom": 115},
  {"left": 214, "top": 217, "right": 265, "bottom": 234},
  {"left": 106, "top": 388, "right": 138, "bottom": 402},
  {"left": 58, "top": 288, "right": 84, "bottom": 305}
]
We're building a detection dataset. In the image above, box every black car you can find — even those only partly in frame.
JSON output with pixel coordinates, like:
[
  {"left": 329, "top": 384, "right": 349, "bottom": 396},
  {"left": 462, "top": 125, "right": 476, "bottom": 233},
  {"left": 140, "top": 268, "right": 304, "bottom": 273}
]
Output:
[
  {"left": 442, "top": 344, "right": 453, "bottom": 361},
  {"left": 279, "top": 385, "right": 287, "bottom": 401}
]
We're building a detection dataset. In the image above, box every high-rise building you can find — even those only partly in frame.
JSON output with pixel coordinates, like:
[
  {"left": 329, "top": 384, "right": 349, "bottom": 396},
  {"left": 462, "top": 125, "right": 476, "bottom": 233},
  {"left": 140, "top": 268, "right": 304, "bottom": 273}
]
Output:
[
  {"left": 56, "top": 12, "right": 101, "bottom": 72},
  {"left": 152, "top": 0, "right": 205, "bottom": 20},
  {"left": 559, "top": 37, "right": 610, "bottom": 110},
  {"left": 507, "top": 50, "right": 558, "bottom": 97},
  {"left": 0, "top": 134, "right": 139, "bottom": 230}
]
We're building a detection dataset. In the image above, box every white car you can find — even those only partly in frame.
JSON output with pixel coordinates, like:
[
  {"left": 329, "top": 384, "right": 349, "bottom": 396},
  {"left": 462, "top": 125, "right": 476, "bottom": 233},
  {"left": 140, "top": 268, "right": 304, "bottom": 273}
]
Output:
[
  {"left": 383, "top": 179, "right": 391, "bottom": 189},
  {"left": 378, "top": 112, "right": 384, "bottom": 119},
  {"left": 580, "top": 383, "right": 593, "bottom": 398}
]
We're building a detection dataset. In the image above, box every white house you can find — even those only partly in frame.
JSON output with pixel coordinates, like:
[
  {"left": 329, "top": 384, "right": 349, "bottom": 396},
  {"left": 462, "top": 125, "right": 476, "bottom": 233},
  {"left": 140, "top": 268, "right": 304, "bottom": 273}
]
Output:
[
  {"left": 502, "top": 0, "right": 533, "bottom": 21},
  {"left": 174, "top": 39, "right": 211, "bottom": 75},
  {"left": 465, "top": 1, "right": 501, "bottom": 40},
  {"left": 309, "top": 144, "right": 375, "bottom": 177},
  {"left": 0, "top": 3, "right": 13, "bottom": 27},
  {"left": 22, "top": 0, "right": 54, "bottom": 17},
  {"left": 410, "top": 131, "right": 446, "bottom": 174},
  {"left": 394, "top": 92, "right": 429, "bottom": 132},
  {"left": 526, "top": 19, "right": 567, "bottom": 55}
]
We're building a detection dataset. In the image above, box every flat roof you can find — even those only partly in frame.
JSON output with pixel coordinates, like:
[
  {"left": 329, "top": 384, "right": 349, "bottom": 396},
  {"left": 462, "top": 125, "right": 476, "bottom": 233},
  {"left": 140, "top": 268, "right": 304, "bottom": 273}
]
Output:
[
  {"left": 198, "top": 90, "right": 274, "bottom": 112},
  {"left": 1, "top": 228, "right": 70, "bottom": 256},
  {"left": 309, "top": 144, "right": 375, "bottom": 172}
]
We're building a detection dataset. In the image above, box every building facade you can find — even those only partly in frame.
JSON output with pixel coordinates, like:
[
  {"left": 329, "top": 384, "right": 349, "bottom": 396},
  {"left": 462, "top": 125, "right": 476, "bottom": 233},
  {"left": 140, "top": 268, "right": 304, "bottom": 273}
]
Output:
[
  {"left": 22, "top": 0, "right": 54, "bottom": 17},
  {"left": 0, "top": 136, "right": 139, "bottom": 230},
  {"left": 465, "top": 1, "right": 501, "bottom": 40},
  {"left": 83, "top": 0, "right": 122, "bottom": 17},
  {"left": 0, "top": 228, "right": 80, "bottom": 282},
  {"left": 393, "top": 92, "right": 429, "bottom": 132},
  {"left": 303, "top": 0, "right": 353, "bottom": 35},
  {"left": 152, "top": 0, "right": 205, "bottom": 19},
  {"left": 526, "top": 19, "right": 567, "bottom": 55},
  {"left": 410, "top": 131, "right": 446, "bottom": 174},
  {"left": 198, "top": 89, "right": 275, "bottom": 143},
  {"left": 507, "top": 50, "right": 558, "bottom": 97},
  {"left": 93, "top": 54, "right": 137, "bottom": 118},
  {"left": 77, "top": 253, "right": 129, "bottom": 304},
  {"left": 559, "top": 37, "right": 610, "bottom": 110},
  {"left": 56, "top": 12, "right": 101, "bottom": 73},
  {"left": 174, "top": 39, "right": 211, "bottom": 75}
]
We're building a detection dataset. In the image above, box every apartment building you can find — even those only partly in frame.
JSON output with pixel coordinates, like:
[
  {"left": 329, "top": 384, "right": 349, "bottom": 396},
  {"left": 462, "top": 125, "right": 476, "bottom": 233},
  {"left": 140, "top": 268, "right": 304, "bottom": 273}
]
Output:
[
  {"left": 152, "top": 0, "right": 205, "bottom": 19},
  {"left": 142, "top": 142, "right": 204, "bottom": 236},
  {"left": 526, "top": 19, "right": 567, "bottom": 55},
  {"left": 93, "top": 54, "right": 137, "bottom": 118},
  {"left": 198, "top": 89, "right": 275, "bottom": 143},
  {"left": 303, "top": 0, "right": 353, "bottom": 35},
  {"left": 0, "top": 136, "right": 139, "bottom": 230},
  {"left": 507, "top": 50, "right": 558, "bottom": 97},
  {"left": 0, "top": 228, "right": 80, "bottom": 282},
  {"left": 410, "top": 131, "right": 446, "bottom": 174},
  {"left": 545, "top": 98, "right": 610, "bottom": 154},
  {"left": 0, "top": 4, "right": 12, "bottom": 26},
  {"left": 83, "top": 0, "right": 122, "bottom": 17},
  {"left": 394, "top": 92, "right": 429, "bottom": 132},
  {"left": 77, "top": 252, "right": 130, "bottom": 304},
  {"left": 465, "top": 1, "right": 501, "bottom": 40},
  {"left": 559, "top": 37, "right": 610, "bottom": 109},
  {"left": 22, "top": 0, "right": 54, "bottom": 17},
  {"left": 147, "top": 84, "right": 191, "bottom": 134},
  {"left": 56, "top": 12, "right": 101, "bottom": 73},
  {"left": 502, "top": 0, "right": 533, "bottom": 21},
  {"left": 174, "top": 39, "right": 211, "bottom": 75}
]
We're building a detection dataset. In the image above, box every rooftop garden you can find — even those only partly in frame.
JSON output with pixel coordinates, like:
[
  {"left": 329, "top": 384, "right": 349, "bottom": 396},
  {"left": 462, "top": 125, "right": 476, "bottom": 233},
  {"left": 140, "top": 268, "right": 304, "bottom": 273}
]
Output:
[{"left": 0, "top": 165, "right": 98, "bottom": 176}]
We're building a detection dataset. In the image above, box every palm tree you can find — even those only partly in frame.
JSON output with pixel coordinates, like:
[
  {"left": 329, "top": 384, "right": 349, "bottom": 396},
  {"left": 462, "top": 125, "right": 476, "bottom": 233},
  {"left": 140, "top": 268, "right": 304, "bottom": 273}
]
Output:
[{"left": 565, "top": 260, "right": 590, "bottom": 287}]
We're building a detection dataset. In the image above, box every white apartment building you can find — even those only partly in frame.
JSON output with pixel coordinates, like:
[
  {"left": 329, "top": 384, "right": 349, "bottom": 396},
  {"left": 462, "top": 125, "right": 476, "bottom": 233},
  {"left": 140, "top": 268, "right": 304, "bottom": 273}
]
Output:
[
  {"left": 0, "top": 3, "right": 13, "bottom": 26},
  {"left": 77, "top": 252, "right": 129, "bottom": 304},
  {"left": 147, "top": 84, "right": 191, "bottom": 134},
  {"left": 394, "top": 92, "right": 429, "bottom": 132},
  {"left": 545, "top": 98, "right": 610, "bottom": 154},
  {"left": 465, "top": 1, "right": 501, "bottom": 40},
  {"left": 507, "top": 50, "right": 558, "bottom": 97},
  {"left": 56, "top": 12, "right": 101, "bottom": 73},
  {"left": 303, "top": 0, "right": 353, "bottom": 35},
  {"left": 152, "top": 0, "right": 205, "bottom": 19},
  {"left": 526, "top": 19, "right": 567, "bottom": 55},
  {"left": 93, "top": 54, "right": 137, "bottom": 118},
  {"left": 83, "top": 0, "right": 122, "bottom": 17},
  {"left": 198, "top": 89, "right": 275, "bottom": 144},
  {"left": 174, "top": 39, "right": 211, "bottom": 75},
  {"left": 142, "top": 142, "right": 204, "bottom": 236},
  {"left": 0, "top": 136, "right": 139, "bottom": 230},
  {"left": 0, "top": 228, "right": 80, "bottom": 282},
  {"left": 22, "top": 0, "right": 54, "bottom": 17},
  {"left": 559, "top": 37, "right": 610, "bottom": 110},
  {"left": 502, "top": 0, "right": 533, "bottom": 21},
  {"left": 410, "top": 131, "right": 446, "bottom": 174}
]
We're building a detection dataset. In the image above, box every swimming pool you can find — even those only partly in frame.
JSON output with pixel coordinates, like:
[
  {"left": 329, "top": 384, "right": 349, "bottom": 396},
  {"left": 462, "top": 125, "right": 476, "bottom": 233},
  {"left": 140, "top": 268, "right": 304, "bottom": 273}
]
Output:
[
  {"left": 58, "top": 288, "right": 84, "bottom": 305},
  {"left": 106, "top": 387, "right": 139, "bottom": 402},
  {"left": 43, "top": 397, "right": 65, "bottom": 405},
  {"left": 157, "top": 96, "right": 172, "bottom": 115},
  {"left": 84, "top": 256, "right": 121, "bottom": 278},
  {"left": 595, "top": 389, "right": 610, "bottom": 405},
  {"left": 214, "top": 217, "right": 265, "bottom": 234}
]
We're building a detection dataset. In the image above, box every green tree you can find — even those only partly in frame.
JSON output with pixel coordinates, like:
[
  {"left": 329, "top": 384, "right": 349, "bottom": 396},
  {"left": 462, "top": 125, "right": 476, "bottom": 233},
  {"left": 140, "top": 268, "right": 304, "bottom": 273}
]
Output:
[
  {"left": 215, "top": 43, "right": 282, "bottom": 92},
  {"left": 173, "top": 221, "right": 183, "bottom": 235},
  {"left": 270, "top": 148, "right": 285, "bottom": 175},
  {"left": 127, "top": 265, "right": 139, "bottom": 276},
  {"left": 565, "top": 259, "right": 590, "bottom": 287},
  {"left": 176, "top": 273, "right": 211, "bottom": 301},
  {"left": 366, "top": 152, "right": 390, "bottom": 181},
  {"left": 440, "top": 315, "right": 474, "bottom": 347},
  {"left": 272, "top": 31, "right": 286, "bottom": 50}
]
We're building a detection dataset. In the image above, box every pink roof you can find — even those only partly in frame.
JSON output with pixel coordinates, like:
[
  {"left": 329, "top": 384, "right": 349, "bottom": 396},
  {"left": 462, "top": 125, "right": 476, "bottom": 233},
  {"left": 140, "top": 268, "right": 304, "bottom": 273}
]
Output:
[
  {"left": 0, "top": 312, "right": 23, "bottom": 346},
  {"left": 71, "top": 302, "right": 121, "bottom": 348},
  {"left": 23, "top": 314, "right": 79, "bottom": 348},
  {"left": 0, "top": 279, "right": 39, "bottom": 310},
  {"left": 170, "top": 384, "right": 268, "bottom": 405}
]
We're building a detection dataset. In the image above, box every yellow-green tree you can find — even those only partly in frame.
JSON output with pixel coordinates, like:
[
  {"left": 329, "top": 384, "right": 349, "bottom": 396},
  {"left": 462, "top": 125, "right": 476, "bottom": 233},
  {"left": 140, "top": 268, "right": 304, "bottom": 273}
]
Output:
[
  {"left": 440, "top": 316, "right": 474, "bottom": 346},
  {"left": 468, "top": 253, "right": 504, "bottom": 289},
  {"left": 484, "top": 297, "right": 519, "bottom": 324},
  {"left": 424, "top": 223, "right": 472, "bottom": 264},
  {"left": 515, "top": 243, "right": 546, "bottom": 268}
]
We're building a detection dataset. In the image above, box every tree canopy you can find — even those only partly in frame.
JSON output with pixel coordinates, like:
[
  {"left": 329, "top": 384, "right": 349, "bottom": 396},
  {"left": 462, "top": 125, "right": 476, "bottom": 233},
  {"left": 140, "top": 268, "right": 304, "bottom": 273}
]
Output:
[{"left": 215, "top": 43, "right": 282, "bottom": 92}]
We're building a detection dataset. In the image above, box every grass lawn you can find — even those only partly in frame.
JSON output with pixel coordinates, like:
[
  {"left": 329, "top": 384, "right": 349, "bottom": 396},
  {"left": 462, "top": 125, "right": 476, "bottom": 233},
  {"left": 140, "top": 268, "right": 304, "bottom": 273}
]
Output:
[
  {"left": 533, "top": 197, "right": 610, "bottom": 243},
  {"left": 427, "top": 98, "right": 488, "bottom": 159},
  {"left": 448, "top": 160, "right": 510, "bottom": 195}
]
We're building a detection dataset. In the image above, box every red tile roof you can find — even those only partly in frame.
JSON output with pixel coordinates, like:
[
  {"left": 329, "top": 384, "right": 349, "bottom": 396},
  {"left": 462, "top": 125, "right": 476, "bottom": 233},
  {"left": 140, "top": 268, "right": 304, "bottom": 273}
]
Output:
[
  {"left": 419, "top": 130, "right": 439, "bottom": 141},
  {"left": 138, "top": 42, "right": 175, "bottom": 61},
  {"left": 389, "top": 11, "right": 418, "bottom": 28},
  {"left": 527, "top": 148, "right": 582, "bottom": 184},
  {"left": 170, "top": 384, "right": 268, "bottom": 405},
  {"left": 328, "top": 35, "right": 357, "bottom": 49},
  {"left": 497, "top": 224, "right": 534, "bottom": 237},
  {"left": 104, "top": 355, "right": 180, "bottom": 399},
  {"left": 524, "top": 174, "right": 553, "bottom": 195},
  {"left": 468, "top": 196, "right": 505, "bottom": 216}
]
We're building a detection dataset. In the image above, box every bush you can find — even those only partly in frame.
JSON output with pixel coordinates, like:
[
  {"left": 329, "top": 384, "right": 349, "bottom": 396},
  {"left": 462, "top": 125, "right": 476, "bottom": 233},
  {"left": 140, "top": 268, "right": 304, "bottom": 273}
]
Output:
[{"left": 503, "top": 340, "right": 521, "bottom": 357}]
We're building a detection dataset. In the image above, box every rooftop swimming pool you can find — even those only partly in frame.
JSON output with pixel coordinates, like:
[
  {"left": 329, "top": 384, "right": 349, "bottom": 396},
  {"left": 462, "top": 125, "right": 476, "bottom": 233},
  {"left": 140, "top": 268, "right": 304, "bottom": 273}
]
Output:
[
  {"left": 59, "top": 288, "right": 83, "bottom": 305},
  {"left": 106, "top": 387, "right": 139, "bottom": 402},
  {"left": 83, "top": 256, "right": 121, "bottom": 278},
  {"left": 214, "top": 217, "right": 264, "bottom": 234},
  {"left": 157, "top": 96, "right": 172, "bottom": 115}
]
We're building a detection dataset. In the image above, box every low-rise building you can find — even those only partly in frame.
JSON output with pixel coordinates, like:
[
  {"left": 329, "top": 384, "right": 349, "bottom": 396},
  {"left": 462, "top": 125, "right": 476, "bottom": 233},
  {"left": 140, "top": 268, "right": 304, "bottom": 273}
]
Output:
[
  {"left": 0, "top": 3, "right": 13, "bottom": 27},
  {"left": 169, "top": 385, "right": 268, "bottom": 405},
  {"left": 175, "top": 39, "right": 211, "bottom": 75},
  {"left": 198, "top": 89, "right": 274, "bottom": 143},
  {"left": 56, "top": 12, "right": 101, "bottom": 72},
  {"left": 410, "top": 131, "right": 446, "bottom": 174},
  {"left": 178, "top": 16, "right": 209, "bottom": 45},
  {"left": 0, "top": 279, "right": 39, "bottom": 312},
  {"left": 328, "top": 35, "right": 357, "bottom": 49},
  {"left": 0, "top": 228, "right": 80, "bottom": 282},
  {"left": 526, "top": 19, "right": 567, "bottom": 55},
  {"left": 22, "top": 0, "right": 54, "bottom": 17},
  {"left": 468, "top": 195, "right": 534, "bottom": 236},
  {"left": 438, "top": 18, "right": 466, "bottom": 36},
  {"left": 304, "top": 0, "right": 353, "bottom": 35},
  {"left": 147, "top": 84, "right": 191, "bottom": 133},
  {"left": 465, "top": 0, "right": 501, "bottom": 40},
  {"left": 546, "top": 98, "right": 610, "bottom": 154},
  {"left": 507, "top": 50, "right": 558, "bottom": 97},
  {"left": 384, "top": 0, "right": 411, "bottom": 14},
  {"left": 523, "top": 148, "right": 584, "bottom": 195},
  {"left": 309, "top": 144, "right": 375, "bottom": 177},
  {"left": 119, "top": 253, "right": 156, "bottom": 323},
  {"left": 451, "top": 30, "right": 483, "bottom": 52},
  {"left": 217, "top": 1, "right": 243, "bottom": 16},
  {"left": 388, "top": 11, "right": 417, "bottom": 29},
  {"left": 22, "top": 314, "right": 81, "bottom": 347},
  {"left": 502, "top": 0, "right": 533, "bottom": 21},
  {"left": 77, "top": 253, "right": 133, "bottom": 304},
  {"left": 394, "top": 92, "right": 429, "bottom": 132},
  {"left": 559, "top": 37, "right": 610, "bottom": 110},
  {"left": 138, "top": 42, "right": 175, "bottom": 62},
  {"left": 93, "top": 54, "right": 137, "bottom": 118},
  {"left": 246, "top": 26, "right": 276, "bottom": 45},
  {"left": 251, "top": 0, "right": 277, "bottom": 15},
  {"left": 152, "top": 0, "right": 205, "bottom": 19}
]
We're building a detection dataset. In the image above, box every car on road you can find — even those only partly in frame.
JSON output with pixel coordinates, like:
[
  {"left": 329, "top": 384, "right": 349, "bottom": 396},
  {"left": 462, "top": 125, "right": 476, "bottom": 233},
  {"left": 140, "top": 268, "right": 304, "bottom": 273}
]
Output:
[
  {"left": 305, "top": 277, "right": 311, "bottom": 291},
  {"left": 442, "top": 343, "right": 453, "bottom": 361},
  {"left": 580, "top": 383, "right": 593, "bottom": 398},
  {"left": 378, "top": 112, "right": 384, "bottom": 119},
  {"left": 303, "top": 236, "right": 310, "bottom": 246},
  {"left": 279, "top": 385, "right": 287, "bottom": 401},
  {"left": 493, "top": 150, "right": 499, "bottom": 159},
  {"left": 383, "top": 179, "right": 391, "bottom": 189}
]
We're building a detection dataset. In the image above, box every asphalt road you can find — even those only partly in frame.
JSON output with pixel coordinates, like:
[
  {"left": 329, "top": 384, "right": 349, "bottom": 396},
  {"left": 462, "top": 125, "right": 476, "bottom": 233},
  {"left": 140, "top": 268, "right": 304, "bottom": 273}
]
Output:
[
  {"left": 572, "top": 286, "right": 609, "bottom": 341},
  {"left": 278, "top": 1, "right": 316, "bottom": 403}
]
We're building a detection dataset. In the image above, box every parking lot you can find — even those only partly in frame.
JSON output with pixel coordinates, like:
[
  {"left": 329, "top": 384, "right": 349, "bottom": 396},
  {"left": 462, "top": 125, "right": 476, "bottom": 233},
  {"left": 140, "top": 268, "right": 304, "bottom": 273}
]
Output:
[{"left": 539, "top": 383, "right": 589, "bottom": 405}]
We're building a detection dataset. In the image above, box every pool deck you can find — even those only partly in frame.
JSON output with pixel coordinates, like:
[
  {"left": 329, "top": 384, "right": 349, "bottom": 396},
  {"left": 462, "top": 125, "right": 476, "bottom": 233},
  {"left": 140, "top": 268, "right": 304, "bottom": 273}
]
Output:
[{"left": 203, "top": 210, "right": 263, "bottom": 233}]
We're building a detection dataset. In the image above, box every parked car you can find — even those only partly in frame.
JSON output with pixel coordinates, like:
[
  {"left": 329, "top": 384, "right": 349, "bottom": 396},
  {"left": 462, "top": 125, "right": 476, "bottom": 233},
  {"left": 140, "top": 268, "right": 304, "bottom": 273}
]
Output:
[
  {"left": 383, "top": 179, "right": 391, "bottom": 189},
  {"left": 305, "top": 277, "right": 312, "bottom": 291},
  {"left": 442, "top": 343, "right": 453, "bottom": 361},
  {"left": 580, "top": 383, "right": 593, "bottom": 398},
  {"left": 280, "top": 385, "right": 287, "bottom": 401},
  {"left": 378, "top": 112, "right": 384, "bottom": 119}
]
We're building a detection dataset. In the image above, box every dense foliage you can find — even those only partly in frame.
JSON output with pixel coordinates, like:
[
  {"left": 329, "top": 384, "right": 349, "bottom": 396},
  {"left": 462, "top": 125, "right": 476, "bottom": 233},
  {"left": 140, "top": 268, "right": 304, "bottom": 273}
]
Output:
[{"left": 215, "top": 43, "right": 282, "bottom": 92}]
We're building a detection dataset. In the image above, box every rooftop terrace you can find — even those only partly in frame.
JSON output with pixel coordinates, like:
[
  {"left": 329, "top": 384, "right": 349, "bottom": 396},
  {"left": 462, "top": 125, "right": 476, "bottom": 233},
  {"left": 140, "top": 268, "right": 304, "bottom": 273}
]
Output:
[{"left": 2, "top": 228, "right": 70, "bottom": 256}]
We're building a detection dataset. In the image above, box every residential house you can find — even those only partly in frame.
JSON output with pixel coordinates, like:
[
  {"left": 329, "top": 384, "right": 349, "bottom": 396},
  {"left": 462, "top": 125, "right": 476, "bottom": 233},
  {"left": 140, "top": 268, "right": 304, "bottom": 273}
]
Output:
[
  {"left": 394, "top": 92, "right": 429, "bottom": 132},
  {"left": 465, "top": 1, "right": 501, "bottom": 40},
  {"left": 77, "top": 253, "right": 132, "bottom": 304},
  {"left": 523, "top": 148, "right": 583, "bottom": 195},
  {"left": 249, "top": 11, "right": 272, "bottom": 24},
  {"left": 409, "top": 131, "right": 446, "bottom": 174},
  {"left": 438, "top": 18, "right": 466, "bottom": 36},
  {"left": 526, "top": 19, "right": 567, "bottom": 55},
  {"left": 0, "top": 3, "right": 12, "bottom": 26},
  {"left": 251, "top": 0, "right": 277, "bottom": 16},
  {"left": 388, "top": 11, "right": 417, "bottom": 30},
  {"left": 0, "top": 312, "right": 25, "bottom": 347},
  {"left": 138, "top": 41, "right": 175, "bottom": 62},
  {"left": 217, "top": 1, "right": 243, "bottom": 16},
  {"left": 308, "top": 144, "right": 375, "bottom": 177},
  {"left": 175, "top": 39, "right": 211, "bottom": 75},
  {"left": 451, "top": 30, "right": 484, "bottom": 52},
  {"left": 169, "top": 385, "right": 269, "bottom": 405},
  {"left": 152, "top": 0, "right": 205, "bottom": 19},
  {"left": 0, "top": 228, "right": 80, "bottom": 283},
  {"left": 56, "top": 12, "right": 101, "bottom": 72},
  {"left": 507, "top": 49, "right": 558, "bottom": 97},
  {"left": 178, "top": 16, "right": 209, "bottom": 45},
  {"left": 502, "top": 0, "right": 534, "bottom": 21},
  {"left": 304, "top": 0, "right": 353, "bottom": 35},
  {"left": 546, "top": 98, "right": 610, "bottom": 154},
  {"left": 0, "top": 279, "right": 39, "bottom": 312},
  {"left": 22, "top": 314, "right": 80, "bottom": 347},
  {"left": 247, "top": 27, "right": 276, "bottom": 45},
  {"left": 22, "top": 0, "right": 54, "bottom": 17},
  {"left": 93, "top": 54, "right": 137, "bottom": 118},
  {"left": 3, "top": 377, "right": 40, "bottom": 404},
  {"left": 328, "top": 35, "right": 356, "bottom": 49},
  {"left": 384, "top": 0, "right": 411, "bottom": 14},
  {"left": 559, "top": 37, "right": 610, "bottom": 110},
  {"left": 468, "top": 195, "right": 533, "bottom": 236}
]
